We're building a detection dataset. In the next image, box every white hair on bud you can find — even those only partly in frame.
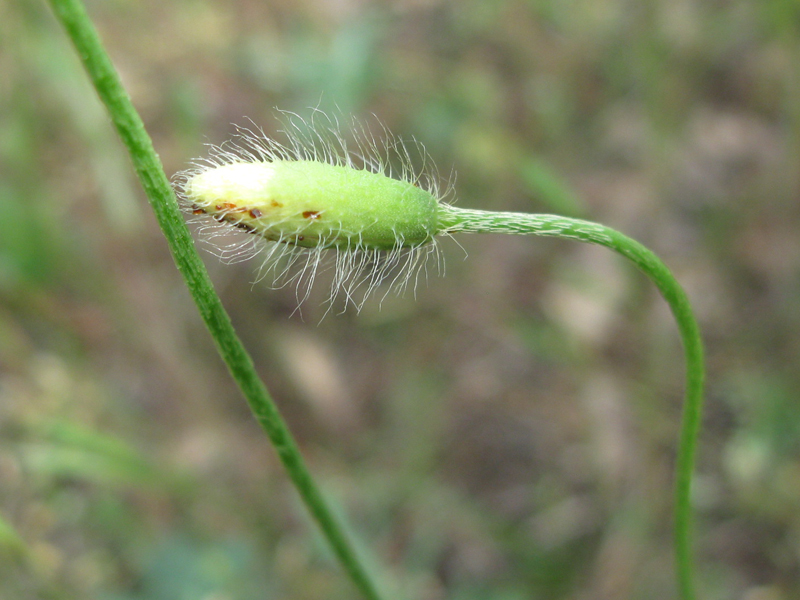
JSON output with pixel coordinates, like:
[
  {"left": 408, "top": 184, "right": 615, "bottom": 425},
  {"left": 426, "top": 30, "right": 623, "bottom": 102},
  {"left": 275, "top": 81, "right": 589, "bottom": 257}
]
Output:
[{"left": 174, "top": 109, "right": 454, "bottom": 313}]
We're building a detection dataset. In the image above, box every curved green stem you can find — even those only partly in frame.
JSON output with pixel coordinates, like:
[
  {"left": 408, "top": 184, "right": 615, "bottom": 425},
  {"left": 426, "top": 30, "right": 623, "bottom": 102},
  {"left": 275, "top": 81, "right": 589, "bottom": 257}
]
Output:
[
  {"left": 438, "top": 205, "right": 704, "bottom": 600},
  {"left": 46, "top": 1, "right": 383, "bottom": 599}
]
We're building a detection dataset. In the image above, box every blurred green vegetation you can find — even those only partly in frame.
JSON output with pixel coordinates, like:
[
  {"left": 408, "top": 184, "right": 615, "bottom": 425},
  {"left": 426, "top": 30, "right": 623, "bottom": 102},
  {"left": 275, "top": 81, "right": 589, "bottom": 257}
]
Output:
[{"left": 2, "top": 0, "right": 800, "bottom": 598}]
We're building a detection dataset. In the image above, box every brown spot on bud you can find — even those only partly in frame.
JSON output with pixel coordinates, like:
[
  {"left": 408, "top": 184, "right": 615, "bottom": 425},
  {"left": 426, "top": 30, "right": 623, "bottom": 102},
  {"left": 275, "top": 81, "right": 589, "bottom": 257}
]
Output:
[
  {"left": 249, "top": 208, "right": 262, "bottom": 218},
  {"left": 234, "top": 221, "right": 255, "bottom": 233},
  {"left": 302, "top": 210, "right": 321, "bottom": 220}
]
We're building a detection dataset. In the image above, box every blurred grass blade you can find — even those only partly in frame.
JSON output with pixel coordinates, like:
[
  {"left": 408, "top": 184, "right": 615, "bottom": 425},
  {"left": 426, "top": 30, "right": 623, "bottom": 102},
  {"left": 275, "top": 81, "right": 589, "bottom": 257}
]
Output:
[
  {"left": 0, "top": 512, "right": 27, "bottom": 561},
  {"left": 518, "top": 156, "right": 586, "bottom": 217},
  {"left": 20, "top": 419, "right": 184, "bottom": 491}
]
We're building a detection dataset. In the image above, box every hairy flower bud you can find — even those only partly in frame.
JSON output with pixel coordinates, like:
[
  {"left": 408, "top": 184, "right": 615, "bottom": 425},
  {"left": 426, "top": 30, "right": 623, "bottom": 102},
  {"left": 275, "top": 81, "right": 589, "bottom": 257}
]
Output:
[{"left": 175, "top": 112, "right": 450, "bottom": 309}]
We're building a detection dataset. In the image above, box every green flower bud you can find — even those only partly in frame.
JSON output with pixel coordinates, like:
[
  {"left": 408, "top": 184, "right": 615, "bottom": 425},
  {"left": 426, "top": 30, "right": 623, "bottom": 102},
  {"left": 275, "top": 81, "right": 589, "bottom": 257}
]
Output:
[
  {"left": 184, "top": 159, "right": 440, "bottom": 251},
  {"left": 175, "top": 113, "right": 448, "bottom": 309}
]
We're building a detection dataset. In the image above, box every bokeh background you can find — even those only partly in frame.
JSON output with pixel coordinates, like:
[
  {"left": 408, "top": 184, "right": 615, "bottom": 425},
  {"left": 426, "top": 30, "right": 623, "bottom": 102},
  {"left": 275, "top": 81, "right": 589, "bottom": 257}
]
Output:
[{"left": 3, "top": 0, "right": 800, "bottom": 598}]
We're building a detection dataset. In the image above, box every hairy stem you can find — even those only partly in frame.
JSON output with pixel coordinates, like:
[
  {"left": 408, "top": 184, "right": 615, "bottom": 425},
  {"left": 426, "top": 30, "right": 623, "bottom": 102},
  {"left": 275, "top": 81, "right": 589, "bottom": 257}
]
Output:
[
  {"left": 46, "top": 1, "right": 383, "bottom": 598},
  {"left": 439, "top": 205, "right": 704, "bottom": 600}
]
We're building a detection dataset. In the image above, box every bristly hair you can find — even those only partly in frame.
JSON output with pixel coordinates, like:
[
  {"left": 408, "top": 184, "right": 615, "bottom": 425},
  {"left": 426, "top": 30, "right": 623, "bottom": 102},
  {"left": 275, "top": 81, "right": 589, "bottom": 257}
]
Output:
[{"left": 173, "top": 109, "right": 455, "bottom": 313}]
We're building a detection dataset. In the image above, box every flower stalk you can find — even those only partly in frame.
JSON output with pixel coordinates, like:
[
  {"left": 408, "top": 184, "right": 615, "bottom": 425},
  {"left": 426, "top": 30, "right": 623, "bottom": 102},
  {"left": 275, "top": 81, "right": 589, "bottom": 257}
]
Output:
[
  {"left": 46, "top": 1, "right": 384, "bottom": 599},
  {"left": 439, "top": 203, "right": 704, "bottom": 600}
]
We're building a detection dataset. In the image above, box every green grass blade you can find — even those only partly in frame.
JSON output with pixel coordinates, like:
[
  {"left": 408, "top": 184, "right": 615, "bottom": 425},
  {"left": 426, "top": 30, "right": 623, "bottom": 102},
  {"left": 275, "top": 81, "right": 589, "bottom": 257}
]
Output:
[{"left": 0, "top": 512, "right": 27, "bottom": 561}]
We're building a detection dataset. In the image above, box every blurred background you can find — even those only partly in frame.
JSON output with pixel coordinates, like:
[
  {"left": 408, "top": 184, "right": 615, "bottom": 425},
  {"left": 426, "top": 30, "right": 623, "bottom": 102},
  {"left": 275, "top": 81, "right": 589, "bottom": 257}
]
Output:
[{"left": 2, "top": 0, "right": 800, "bottom": 598}]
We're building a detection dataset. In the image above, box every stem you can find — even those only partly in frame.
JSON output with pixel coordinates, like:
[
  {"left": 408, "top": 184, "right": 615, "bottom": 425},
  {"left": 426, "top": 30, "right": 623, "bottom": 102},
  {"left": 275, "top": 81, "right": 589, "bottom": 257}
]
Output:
[
  {"left": 439, "top": 205, "right": 704, "bottom": 600},
  {"left": 46, "top": 1, "right": 383, "bottom": 599}
]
